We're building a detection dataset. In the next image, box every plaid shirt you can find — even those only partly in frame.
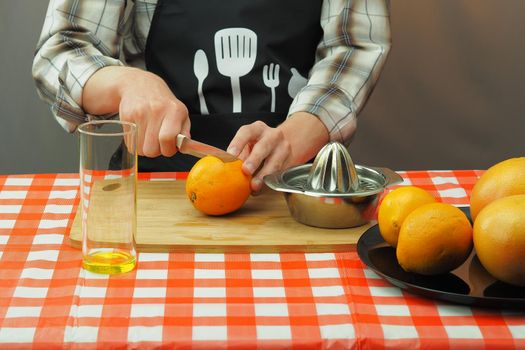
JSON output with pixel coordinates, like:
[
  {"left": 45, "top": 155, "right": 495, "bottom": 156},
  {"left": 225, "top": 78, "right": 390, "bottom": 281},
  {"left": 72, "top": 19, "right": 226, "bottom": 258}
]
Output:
[{"left": 32, "top": 0, "right": 391, "bottom": 144}]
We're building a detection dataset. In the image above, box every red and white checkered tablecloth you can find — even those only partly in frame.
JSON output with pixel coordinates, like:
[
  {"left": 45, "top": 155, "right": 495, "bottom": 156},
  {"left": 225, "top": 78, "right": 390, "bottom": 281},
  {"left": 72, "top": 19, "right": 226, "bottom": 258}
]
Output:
[{"left": 1, "top": 170, "right": 524, "bottom": 349}]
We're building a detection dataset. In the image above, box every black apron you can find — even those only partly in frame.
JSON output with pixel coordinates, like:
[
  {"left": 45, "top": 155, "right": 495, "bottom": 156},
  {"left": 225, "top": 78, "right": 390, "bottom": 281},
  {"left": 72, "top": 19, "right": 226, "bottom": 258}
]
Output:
[{"left": 140, "top": 0, "right": 323, "bottom": 171}]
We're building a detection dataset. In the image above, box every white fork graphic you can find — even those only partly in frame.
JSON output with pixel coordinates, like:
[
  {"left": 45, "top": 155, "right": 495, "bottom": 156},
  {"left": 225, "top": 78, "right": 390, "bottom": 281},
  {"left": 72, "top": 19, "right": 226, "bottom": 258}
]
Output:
[
  {"left": 263, "top": 63, "right": 280, "bottom": 112},
  {"left": 214, "top": 28, "right": 258, "bottom": 113}
]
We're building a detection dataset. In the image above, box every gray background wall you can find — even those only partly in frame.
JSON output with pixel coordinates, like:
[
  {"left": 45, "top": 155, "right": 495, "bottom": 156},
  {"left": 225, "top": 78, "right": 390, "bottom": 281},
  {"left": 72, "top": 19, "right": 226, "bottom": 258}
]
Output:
[
  {"left": 350, "top": 0, "right": 525, "bottom": 170},
  {"left": 0, "top": 0, "right": 79, "bottom": 174},
  {"left": 1, "top": 0, "right": 524, "bottom": 175}
]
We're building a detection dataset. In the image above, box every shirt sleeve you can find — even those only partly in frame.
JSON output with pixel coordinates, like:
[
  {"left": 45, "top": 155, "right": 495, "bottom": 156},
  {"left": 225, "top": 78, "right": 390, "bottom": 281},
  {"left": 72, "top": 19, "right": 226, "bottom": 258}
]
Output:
[
  {"left": 32, "top": 0, "right": 127, "bottom": 132},
  {"left": 288, "top": 0, "right": 391, "bottom": 145}
]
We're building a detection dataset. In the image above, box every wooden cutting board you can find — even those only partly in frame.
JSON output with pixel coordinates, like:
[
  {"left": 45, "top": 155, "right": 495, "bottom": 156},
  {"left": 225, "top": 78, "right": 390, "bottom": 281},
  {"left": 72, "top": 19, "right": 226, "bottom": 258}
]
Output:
[{"left": 68, "top": 180, "right": 373, "bottom": 252}]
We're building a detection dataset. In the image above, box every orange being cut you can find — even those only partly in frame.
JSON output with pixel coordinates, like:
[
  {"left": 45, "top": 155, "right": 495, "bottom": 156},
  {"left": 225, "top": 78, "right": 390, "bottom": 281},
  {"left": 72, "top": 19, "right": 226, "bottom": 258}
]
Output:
[{"left": 186, "top": 155, "right": 252, "bottom": 216}]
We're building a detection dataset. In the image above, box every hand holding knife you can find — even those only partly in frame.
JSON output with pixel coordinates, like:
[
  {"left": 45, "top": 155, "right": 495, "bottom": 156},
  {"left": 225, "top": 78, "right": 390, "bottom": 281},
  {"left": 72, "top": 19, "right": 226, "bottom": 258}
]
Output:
[{"left": 176, "top": 134, "right": 238, "bottom": 163}]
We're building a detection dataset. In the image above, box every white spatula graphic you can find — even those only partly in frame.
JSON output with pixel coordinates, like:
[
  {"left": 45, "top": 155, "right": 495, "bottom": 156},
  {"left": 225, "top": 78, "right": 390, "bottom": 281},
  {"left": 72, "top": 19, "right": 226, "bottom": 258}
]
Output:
[{"left": 214, "top": 28, "right": 257, "bottom": 113}]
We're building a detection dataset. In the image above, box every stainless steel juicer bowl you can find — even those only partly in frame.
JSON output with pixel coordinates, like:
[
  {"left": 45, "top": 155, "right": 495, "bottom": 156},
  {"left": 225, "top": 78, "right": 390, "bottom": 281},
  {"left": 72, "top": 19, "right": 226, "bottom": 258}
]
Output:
[{"left": 263, "top": 142, "right": 403, "bottom": 228}]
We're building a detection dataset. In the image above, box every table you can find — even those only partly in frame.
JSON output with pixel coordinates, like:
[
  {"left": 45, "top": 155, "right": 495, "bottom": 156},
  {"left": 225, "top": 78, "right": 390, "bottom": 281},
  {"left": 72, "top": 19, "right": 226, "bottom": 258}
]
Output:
[{"left": 0, "top": 170, "right": 524, "bottom": 349}]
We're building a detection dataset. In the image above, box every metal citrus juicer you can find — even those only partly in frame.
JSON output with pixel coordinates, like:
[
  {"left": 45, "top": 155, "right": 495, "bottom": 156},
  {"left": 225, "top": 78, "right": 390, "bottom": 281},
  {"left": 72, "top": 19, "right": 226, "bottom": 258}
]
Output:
[{"left": 264, "top": 142, "right": 403, "bottom": 228}]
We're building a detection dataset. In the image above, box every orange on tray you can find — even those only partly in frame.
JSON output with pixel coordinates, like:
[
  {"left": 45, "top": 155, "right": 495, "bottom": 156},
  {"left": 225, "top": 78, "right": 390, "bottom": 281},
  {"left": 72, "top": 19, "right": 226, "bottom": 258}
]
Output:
[
  {"left": 396, "top": 202, "right": 473, "bottom": 275},
  {"left": 186, "top": 155, "right": 252, "bottom": 216},
  {"left": 473, "top": 194, "right": 525, "bottom": 287},
  {"left": 470, "top": 157, "right": 525, "bottom": 221},
  {"left": 377, "top": 186, "right": 436, "bottom": 247}
]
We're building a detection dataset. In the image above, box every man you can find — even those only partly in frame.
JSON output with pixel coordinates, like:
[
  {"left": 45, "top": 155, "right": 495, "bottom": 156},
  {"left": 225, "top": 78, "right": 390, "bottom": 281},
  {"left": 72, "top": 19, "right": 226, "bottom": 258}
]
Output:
[{"left": 33, "top": 0, "right": 391, "bottom": 192}]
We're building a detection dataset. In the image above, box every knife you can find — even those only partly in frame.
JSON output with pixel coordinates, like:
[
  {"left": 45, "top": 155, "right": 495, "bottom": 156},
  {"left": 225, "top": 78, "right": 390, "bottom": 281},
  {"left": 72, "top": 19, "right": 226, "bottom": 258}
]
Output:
[{"left": 176, "top": 134, "right": 238, "bottom": 162}]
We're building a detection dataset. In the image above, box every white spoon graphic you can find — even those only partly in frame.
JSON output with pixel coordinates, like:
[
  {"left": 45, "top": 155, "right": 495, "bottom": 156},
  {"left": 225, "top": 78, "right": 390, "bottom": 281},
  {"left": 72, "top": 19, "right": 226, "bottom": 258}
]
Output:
[{"left": 193, "top": 49, "right": 209, "bottom": 115}]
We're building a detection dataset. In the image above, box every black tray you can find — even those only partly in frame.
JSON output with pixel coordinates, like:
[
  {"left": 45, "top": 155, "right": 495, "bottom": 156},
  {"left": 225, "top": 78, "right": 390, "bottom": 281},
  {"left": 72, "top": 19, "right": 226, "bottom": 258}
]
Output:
[{"left": 356, "top": 207, "right": 525, "bottom": 309}]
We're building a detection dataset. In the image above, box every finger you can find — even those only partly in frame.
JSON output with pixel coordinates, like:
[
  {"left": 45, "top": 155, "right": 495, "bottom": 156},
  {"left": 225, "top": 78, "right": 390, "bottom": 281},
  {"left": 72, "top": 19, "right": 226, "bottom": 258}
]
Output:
[
  {"left": 158, "top": 103, "right": 190, "bottom": 157},
  {"left": 158, "top": 114, "right": 180, "bottom": 157},
  {"left": 256, "top": 143, "right": 290, "bottom": 178},
  {"left": 120, "top": 102, "right": 146, "bottom": 156},
  {"left": 238, "top": 145, "right": 251, "bottom": 161},
  {"left": 180, "top": 114, "right": 191, "bottom": 138},
  {"left": 227, "top": 121, "right": 266, "bottom": 158},
  {"left": 250, "top": 143, "right": 290, "bottom": 193},
  {"left": 241, "top": 128, "right": 278, "bottom": 175},
  {"left": 118, "top": 113, "right": 138, "bottom": 154},
  {"left": 159, "top": 107, "right": 191, "bottom": 157},
  {"left": 142, "top": 112, "right": 163, "bottom": 157}
]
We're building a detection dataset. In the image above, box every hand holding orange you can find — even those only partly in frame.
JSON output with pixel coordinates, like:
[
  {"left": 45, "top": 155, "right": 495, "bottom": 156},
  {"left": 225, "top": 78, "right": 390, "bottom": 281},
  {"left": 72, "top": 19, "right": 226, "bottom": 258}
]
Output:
[{"left": 186, "top": 155, "right": 252, "bottom": 216}]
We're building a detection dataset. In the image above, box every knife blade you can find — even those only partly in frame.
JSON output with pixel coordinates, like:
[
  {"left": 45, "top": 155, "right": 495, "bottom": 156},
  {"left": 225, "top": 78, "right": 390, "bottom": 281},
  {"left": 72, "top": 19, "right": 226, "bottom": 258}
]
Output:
[{"left": 176, "top": 134, "right": 238, "bottom": 162}]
